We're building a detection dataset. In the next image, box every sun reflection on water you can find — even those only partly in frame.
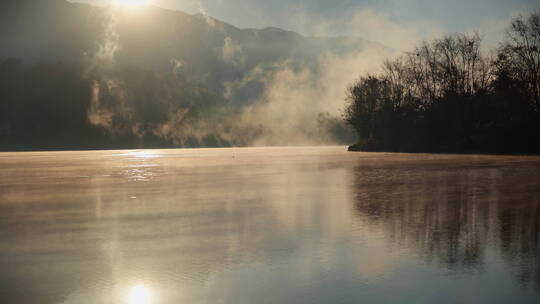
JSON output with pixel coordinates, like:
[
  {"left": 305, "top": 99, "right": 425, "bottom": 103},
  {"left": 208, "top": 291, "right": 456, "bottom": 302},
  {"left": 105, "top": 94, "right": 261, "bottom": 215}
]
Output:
[
  {"left": 125, "top": 150, "right": 158, "bottom": 159},
  {"left": 127, "top": 284, "right": 151, "bottom": 304}
]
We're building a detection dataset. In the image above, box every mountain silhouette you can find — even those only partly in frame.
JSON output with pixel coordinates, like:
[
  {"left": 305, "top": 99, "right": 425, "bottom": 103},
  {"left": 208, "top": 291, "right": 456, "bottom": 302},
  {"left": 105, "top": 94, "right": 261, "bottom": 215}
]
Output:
[{"left": 0, "top": 0, "right": 385, "bottom": 107}]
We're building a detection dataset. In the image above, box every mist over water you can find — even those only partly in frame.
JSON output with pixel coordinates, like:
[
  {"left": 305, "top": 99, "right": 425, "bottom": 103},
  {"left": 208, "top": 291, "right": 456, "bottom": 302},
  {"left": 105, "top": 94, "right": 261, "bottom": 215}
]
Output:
[
  {"left": 76, "top": 2, "right": 347, "bottom": 147},
  {"left": 1, "top": 147, "right": 539, "bottom": 303},
  {"left": 2, "top": 1, "right": 540, "bottom": 303},
  {"left": 76, "top": 1, "right": 392, "bottom": 148}
]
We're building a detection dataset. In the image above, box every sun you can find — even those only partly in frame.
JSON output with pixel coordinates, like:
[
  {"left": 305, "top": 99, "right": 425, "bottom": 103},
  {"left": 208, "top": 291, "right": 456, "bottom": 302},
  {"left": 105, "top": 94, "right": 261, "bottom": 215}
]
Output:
[{"left": 113, "top": 0, "right": 150, "bottom": 7}]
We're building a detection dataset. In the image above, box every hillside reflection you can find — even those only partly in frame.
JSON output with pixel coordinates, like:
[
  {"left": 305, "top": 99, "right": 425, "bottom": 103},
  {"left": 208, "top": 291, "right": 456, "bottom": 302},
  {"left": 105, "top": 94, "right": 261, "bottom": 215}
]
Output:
[
  {"left": 352, "top": 163, "right": 540, "bottom": 289},
  {"left": 1, "top": 149, "right": 540, "bottom": 303}
]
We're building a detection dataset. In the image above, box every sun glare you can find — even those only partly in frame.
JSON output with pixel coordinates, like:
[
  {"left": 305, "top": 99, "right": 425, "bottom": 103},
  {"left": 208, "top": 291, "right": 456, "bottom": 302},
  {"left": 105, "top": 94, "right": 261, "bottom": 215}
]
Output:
[
  {"left": 113, "top": 0, "right": 150, "bottom": 7},
  {"left": 127, "top": 284, "right": 151, "bottom": 304}
]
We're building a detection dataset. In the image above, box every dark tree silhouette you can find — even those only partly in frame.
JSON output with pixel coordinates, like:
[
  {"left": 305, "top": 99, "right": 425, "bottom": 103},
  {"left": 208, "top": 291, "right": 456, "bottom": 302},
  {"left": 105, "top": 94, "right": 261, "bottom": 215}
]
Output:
[{"left": 345, "top": 14, "right": 540, "bottom": 154}]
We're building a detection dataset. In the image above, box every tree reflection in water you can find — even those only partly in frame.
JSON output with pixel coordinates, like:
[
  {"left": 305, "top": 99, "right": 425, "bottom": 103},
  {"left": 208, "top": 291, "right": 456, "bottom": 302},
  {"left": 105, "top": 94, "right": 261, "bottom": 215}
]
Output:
[
  {"left": 352, "top": 163, "right": 540, "bottom": 290},
  {"left": 1, "top": 149, "right": 539, "bottom": 303}
]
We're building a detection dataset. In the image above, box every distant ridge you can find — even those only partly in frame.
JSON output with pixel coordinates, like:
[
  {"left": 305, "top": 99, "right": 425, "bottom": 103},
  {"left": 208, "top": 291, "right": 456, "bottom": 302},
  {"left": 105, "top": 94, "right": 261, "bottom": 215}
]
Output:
[{"left": 0, "top": 0, "right": 387, "bottom": 106}]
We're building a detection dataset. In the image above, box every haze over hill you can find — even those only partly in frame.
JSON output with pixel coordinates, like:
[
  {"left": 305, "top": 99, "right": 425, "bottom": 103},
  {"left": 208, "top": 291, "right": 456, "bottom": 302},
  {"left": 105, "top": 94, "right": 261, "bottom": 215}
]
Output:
[
  {"left": 1, "top": 0, "right": 387, "bottom": 105},
  {"left": 0, "top": 0, "right": 393, "bottom": 150}
]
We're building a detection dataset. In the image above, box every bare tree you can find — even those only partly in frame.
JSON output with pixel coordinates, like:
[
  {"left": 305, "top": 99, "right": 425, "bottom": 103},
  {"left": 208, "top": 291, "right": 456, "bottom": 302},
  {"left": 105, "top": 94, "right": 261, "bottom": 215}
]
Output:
[
  {"left": 345, "top": 27, "right": 537, "bottom": 153},
  {"left": 498, "top": 13, "right": 540, "bottom": 110}
]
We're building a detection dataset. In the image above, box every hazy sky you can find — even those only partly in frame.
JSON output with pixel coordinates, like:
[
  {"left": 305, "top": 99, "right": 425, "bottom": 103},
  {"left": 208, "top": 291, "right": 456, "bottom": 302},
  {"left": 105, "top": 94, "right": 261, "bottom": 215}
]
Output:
[{"left": 75, "top": 0, "right": 540, "bottom": 46}]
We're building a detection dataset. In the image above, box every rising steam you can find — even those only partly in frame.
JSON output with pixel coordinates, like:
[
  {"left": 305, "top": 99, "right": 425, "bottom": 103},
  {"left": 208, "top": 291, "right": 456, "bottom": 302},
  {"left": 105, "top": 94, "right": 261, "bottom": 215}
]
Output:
[{"left": 84, "top": 4, "right": 407, "bottom": 147}]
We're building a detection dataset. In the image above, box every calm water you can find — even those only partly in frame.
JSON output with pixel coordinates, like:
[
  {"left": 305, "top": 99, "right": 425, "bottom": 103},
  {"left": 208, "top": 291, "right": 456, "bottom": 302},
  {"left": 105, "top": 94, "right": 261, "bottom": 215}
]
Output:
[{"left": 1, "top": 146, "right": 540, "bottom": 304}]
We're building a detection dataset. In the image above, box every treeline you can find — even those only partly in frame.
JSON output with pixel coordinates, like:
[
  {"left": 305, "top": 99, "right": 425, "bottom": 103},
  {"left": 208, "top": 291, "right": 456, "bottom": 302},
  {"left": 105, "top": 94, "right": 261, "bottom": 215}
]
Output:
[
  {"left": 0, "top": 0, "right": 358, "bottom": 151},
  {"left": 0, "top": 57, "right": 350, "bottom": 151},
  {"left": 345, "top": 13, "right": 540, "bottom": 154},
  {"left": 0, "top": 58, "right": 246, "bottom": 150}
]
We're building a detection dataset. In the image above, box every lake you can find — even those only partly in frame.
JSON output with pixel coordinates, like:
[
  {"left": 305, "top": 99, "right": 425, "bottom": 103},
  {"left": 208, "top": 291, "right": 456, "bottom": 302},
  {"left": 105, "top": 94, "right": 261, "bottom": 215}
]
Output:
[{"left": 1, "top": 146, "right": 539, "bottom": 304}]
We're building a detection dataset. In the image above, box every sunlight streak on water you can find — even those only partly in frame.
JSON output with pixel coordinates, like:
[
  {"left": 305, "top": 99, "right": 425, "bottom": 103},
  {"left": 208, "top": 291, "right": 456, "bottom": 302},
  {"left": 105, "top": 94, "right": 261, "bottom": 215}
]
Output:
[{"left": 121, "top": 150, "right": 159, "bottom": 159}]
